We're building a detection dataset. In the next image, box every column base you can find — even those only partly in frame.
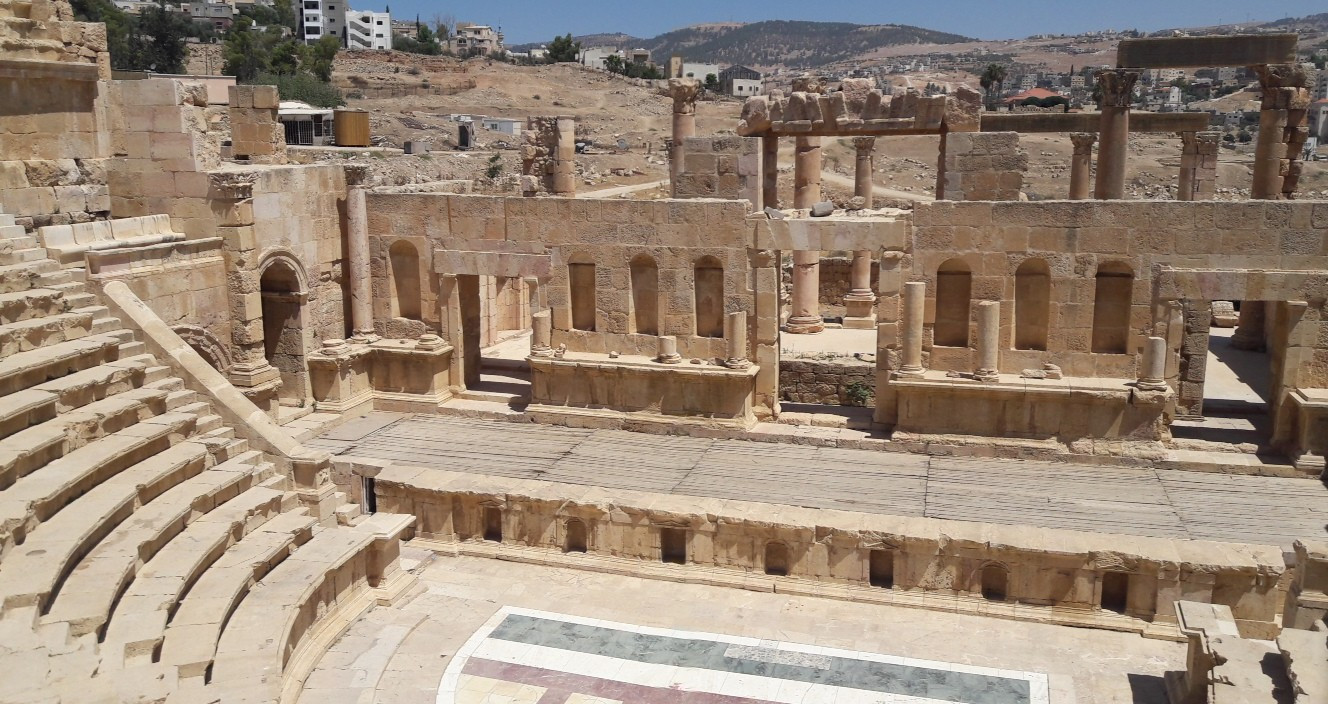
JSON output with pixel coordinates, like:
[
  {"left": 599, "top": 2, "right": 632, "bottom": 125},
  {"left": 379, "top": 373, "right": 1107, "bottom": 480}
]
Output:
[
  {"left": 843, "top": 295, "right": 877, "bottom": 329},
  {"left": 974, "top": 370, "right": 1000, "bottom": 383},
  {"left": 1230, "top": 330, "right": 1265, "bottom": 351},
  {"left": 1136, "top": 380, "right": 1169, "bottom": 392},
  {"left": 784, "top": 316, "right": 824, "bottom": 334},
  {"left": 893, "top": 368, "right": 925, "bottom": 379}
]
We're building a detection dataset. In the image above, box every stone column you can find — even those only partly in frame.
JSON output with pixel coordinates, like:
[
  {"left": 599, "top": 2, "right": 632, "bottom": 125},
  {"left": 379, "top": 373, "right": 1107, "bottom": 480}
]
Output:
[
  {"left": 794, "top": 136, "right": 822, "bottom": 208},
  {"left": 974, "top": 300, "right": 1000, "bottom": 382},
  {"left": 898, "top": 281, "right": 925, "bottom": 377},
  {"left": 786, "top": 250, "right": 824, "bottom": 334},
  {"left": 1138, "top": 336, "right": 1168, "bottom": 390},
  {"left": 852, "top": 137, "right": 876, "bottom": 208},
  {"left": 1177, "top": 131, "right": 1198, "bottom": 202},
  {"left": 656, "top": 335, "right": 681, "bottom": 364},
  {"left": 723, "top": 311, "right": 750, "bottom": 369},
  {"left": 668, "top": 78, "right": 701, "bottom": 197},
  {"left": 530, "top": 310, "right": 554, "bottom": 357},
  {"left": 1252, "top": 64, "right": 1310, "bottom": 200},
  {"left": 1231, "top": 301, "right": 1267, "bottom": 351},
  {"left": 843, "top": 250, "right": 877, "bottom": 329},
  {"left": 1192, "top": 131, "right": 1220, "bottom": 200},
  {"left": 551, "top": 116, "right": 576, "bottom": 195},
  {"left": 345, "top": 165, "right": 377, "bottom": 343},
  {"left": 762, "top": 134, "right": 779, "bottom": 209},
  {"left": 1093, "top": 69, "right": 1139, "bottom": 200},
  {"left": 1068, "top": 132, "right": 1096, "bottom": 200}
]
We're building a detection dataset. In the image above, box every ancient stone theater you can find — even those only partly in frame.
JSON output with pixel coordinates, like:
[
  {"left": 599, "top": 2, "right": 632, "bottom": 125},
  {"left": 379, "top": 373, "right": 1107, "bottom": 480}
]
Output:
[{"left": 0, "top": 3, "right": 1323, "bottom": 702}]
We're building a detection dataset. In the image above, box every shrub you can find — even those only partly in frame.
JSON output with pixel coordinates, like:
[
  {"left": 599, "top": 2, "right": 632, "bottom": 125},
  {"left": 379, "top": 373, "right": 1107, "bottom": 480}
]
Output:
[
  {"left": 250, "top": 71, "right": 344, "bottom": 108},
  {"left": 845, "top": 381, "right": 873, "bottom": 407}
]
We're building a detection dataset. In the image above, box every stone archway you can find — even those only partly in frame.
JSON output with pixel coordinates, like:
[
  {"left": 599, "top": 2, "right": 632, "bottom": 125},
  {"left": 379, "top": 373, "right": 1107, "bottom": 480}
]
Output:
[
  {"left": 172, "top": 325, "right": 233, "bottom": 373},
  {"left": 258, "top": 252, "right": 312, "bottom": 404}
]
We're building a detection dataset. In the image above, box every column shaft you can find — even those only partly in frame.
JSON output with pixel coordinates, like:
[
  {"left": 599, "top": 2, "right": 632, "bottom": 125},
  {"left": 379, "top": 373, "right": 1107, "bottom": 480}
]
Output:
[
  {"left": 1252, "top": 108, "right": 1287, "bottom": 199},
  {"left": 347, "top": 185, "right": 375, "bottom": 341},
  {"left": 785, "top": 250, "right": 823, "bottom": 334},
  {"left": 762, "top": 134, "right": 779, "bottom": 209},
  {"left": 899, "top": 281, "right": 925, "bottom": 375},
  {"left": 974, "top": 300, "right": 1000, "bottom": 382},
  {"left": 1068, "top": 132, "right": 1095, "bottom": 200},
  {"left": 794, "top": 136, "right": 822, "bottom": 209},
  {"left": 852, "top": 137, "right": 875, "bottom": 208},
  {"left": 1093, "top": 70, "right": 1138, "bottom": 200}
]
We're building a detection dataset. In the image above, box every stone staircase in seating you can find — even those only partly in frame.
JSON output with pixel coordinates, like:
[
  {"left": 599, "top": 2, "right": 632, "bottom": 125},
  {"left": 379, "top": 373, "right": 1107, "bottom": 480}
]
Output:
[{"left": 0, "top": 209, "right": 416, "bottom": 704}]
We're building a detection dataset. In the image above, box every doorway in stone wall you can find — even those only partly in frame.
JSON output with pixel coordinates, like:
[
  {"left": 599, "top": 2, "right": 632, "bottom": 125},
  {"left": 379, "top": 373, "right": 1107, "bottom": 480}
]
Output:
[
  {"left": 1170, "top": 300, "right": 1274, "bottom": 454},
  {"left": 259, "top": 259, "right": 311, "bottom": 414},
  {"left": 456, "top": 273, "right": 532, "bottom": 408}
]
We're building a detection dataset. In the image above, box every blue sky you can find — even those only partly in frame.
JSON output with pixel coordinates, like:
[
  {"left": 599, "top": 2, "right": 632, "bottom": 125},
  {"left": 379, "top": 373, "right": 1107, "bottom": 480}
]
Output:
[{"left": 371, "top": 1, "right": 1327, "bottom": 45}]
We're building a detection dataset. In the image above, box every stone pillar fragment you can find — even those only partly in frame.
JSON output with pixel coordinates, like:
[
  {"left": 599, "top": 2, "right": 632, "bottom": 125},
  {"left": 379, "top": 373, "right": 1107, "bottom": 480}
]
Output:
[
  {"left": 793, "top": 136, "right": 822, "bottom": 208},
  {"left": 898, "top": 281, "right": 926, "bottom": 377},
  {"left": 974, "top": 300, "right": 1000, "bottom": 382},
  {"left": 1093, "top": 69, "right": 1139, "bottom": 200},
  {"left": 1231, "top": 301, "right": 1267, "bottom": 351},
  {"left": 657, "top": 335, "right": 681, "bottom": 364},
  {"left": 1068, "top": 132, "right": 1095, "bottom": 200},
  {"left": 552, "top": 117, "right": 577, "bottom": 195},
  {"left": 843, "top": 250, "right": 877, "bottom": 330},
  {"left": 1177, "top": 131, "right": 1220, "bottom": 201},
  {"left": 760, "top": 134, "right": 780, "bottom": 210},
  {"left": 1138, "top": 336, "right": 1169, "bottom": 390},
  {"left": 852, "top": 136, "right": 876, "bottom": 208},
  {"left": 786, "top": 250, "right": 823, "bottom": 334},
  {"left": 724, "top": 311, "right": 750, "bottom": 369},
  {"left": 530, "top": 310, "right": 553, "bottom": 357},
  {"left": 345, "top": 165, "right": 376, "bottom": 342},
  {"left": 1252, "top": 64, "right": 1310, "bottom": 200},
  {"left": 668, "top": 78, "right": 701, "bottom": 197}
]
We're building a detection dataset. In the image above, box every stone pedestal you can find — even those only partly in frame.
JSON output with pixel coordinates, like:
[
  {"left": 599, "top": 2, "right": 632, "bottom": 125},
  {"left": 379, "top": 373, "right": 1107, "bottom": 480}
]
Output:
[
  {"left": 897, "top": 281, "right": 926, "bottom": 378},
  {"left": 974, "top": 300, "right": 1000, "bottom": 382},
  {"left": 1231, "top": 301, "right": 1267, "bottom": 351},
  {"left": 842, "top": 250, "right": 877, "bottom": 330},
  {"left": 1093, "top": 70, "right": 1139, "bottom": 200},
  {"left": 307, "top": 338, "right": 374, "bottom": 414},
  {"left": 1068, "top": 132, "right": 1095, "bottom": 200},
  {"left": 852, "top": 137, "right": 875, "bottom": 209},
  {"left": 794, "top": 136, "right": 822, "bottom": 209},
  {"left": 668, "top": 79, "right": 701, "bottom": 197},
  {"left": 786, "top": 250, "right": 823, "bottom": 334}
]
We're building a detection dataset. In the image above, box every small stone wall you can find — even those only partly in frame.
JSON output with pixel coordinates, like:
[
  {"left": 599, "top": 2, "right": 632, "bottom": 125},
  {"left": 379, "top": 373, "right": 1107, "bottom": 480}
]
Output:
[
  {"left": 939, "top": 131, "right": 1026, "bottom": 201},
  {"left": 779, "top": 358, "right": 875, "bottom": 406},
  {"left": 674, "top": 135, "right": 762, "bottom": 206}
]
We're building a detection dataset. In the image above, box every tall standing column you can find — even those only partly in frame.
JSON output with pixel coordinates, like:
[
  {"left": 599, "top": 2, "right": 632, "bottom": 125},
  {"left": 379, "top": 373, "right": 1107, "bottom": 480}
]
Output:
[
  {"left": 762, "top": 134, "right": 779, "bottom": 209},
  {"left": 974, "top": 301, "right": 1000, "bottom": 382},
  {"left": 1192, "top": 131, "right": 1220, "bottom": 200},
  {"left": 1093, "top": 69, "right": 1139, "bottom": 200},
  {"left": 1231, "top": 301, "right": 1267, "bottom": 351},
  {"left": 1252, "top": 64, "right": 1310, "bottom": 200},
  {"left": 786, "top": 250, "right": 824, "bottom": 334},
  {"left": 852, "top": 136, "right": 876, "bottom": 208},
  {"left": 793, "top": 136, "right": 822, "bottom": 208},
  {"left": 1137, "top": 336, "right": 1169, "bottom": 391},
  {"left": 897, "top": 281, "right": 926, "bottom": 377},
  {"left": 551, "top": 116, "right": 576, "bottom": 195},
  {"left": 1177, "top": 131, "right": 1198, "bottom": 201},
  {"left": 843, "top": 250, "right": 877, "bottom": 330},
  {"left": 723, "top": 311, "right": 751, "bottom": 369},
  {"left": 668, "top": 78, "right": 701, "bottom": 197},
  {"left": 345, "top": 165, "right": 377, "bottom": 343},
  {"left": 1068, "top": 132, "right": 1096, "bottom": 200}
]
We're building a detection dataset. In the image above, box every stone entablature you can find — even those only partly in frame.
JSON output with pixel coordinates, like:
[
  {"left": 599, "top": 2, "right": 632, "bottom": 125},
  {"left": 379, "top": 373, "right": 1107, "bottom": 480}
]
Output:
[{"left": 366, "top": 463, "right": 1286, "bottom": 637}]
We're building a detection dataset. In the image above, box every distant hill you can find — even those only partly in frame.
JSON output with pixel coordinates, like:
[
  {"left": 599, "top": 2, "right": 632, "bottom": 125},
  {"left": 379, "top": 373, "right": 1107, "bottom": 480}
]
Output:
[
  {"left": 1257, "top": 12, "right": 1328, "bottom": 33},
  {"left": 513, "top": 20, "right": 973, "bottom": 69}
]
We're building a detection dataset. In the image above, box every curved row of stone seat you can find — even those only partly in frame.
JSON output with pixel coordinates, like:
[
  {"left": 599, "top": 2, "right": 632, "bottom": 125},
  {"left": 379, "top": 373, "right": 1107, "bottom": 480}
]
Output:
[{"left": 38, "top": 215, "right": 186, "bottom": 266}]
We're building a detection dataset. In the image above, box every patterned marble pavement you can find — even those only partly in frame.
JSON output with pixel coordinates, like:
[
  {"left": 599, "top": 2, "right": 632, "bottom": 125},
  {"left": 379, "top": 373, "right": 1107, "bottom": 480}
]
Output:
[{"left": 440, "top": 607, "right": 1050, "bottom": 704}]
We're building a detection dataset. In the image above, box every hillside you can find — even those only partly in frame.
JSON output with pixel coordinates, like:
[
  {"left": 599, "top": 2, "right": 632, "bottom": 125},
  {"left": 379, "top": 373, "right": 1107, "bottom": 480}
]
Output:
[{"left": 516, "top": 20, "right": 973, "bottom": 69}]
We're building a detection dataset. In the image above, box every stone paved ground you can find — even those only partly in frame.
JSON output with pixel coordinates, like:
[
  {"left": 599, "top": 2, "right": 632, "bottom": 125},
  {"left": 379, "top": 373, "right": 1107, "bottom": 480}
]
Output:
[
  {"left": 297, "top": 554, "right": 1183, "bottom": 704},
  {"left": 311, "top": 414, "right": 1328, "bottom": 550}
]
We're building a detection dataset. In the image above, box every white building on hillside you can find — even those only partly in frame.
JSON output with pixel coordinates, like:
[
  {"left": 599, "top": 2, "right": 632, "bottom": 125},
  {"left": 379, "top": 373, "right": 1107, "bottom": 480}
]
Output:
[
  {"left": 344, "top": 8, "right": 390, "bottom": 50},
  {"left": 681, "top": 62, "right": 720, "bottom": 82},
  {"left": 579, "top": 47, "right": 618, "bottom": 71}
]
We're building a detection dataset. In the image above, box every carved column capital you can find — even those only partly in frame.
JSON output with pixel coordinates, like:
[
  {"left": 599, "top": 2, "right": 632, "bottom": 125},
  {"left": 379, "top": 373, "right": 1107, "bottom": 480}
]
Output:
[
  {"left": 852, "top": 136, "right": 877, "bottom": 153},
  {"left": 208, "top": 171, "right": 257, "bottom": 200},
  {"left": 1095, "top": 69, "right": 1140, "bottom": 108},
  {"left": 791, "top": 74, "right": 825, "bottom": 95},
  {"left": 1069, "top": 132, "right": 1097, "bottom": 154},
  {"left": 343, "top": 163, "right": 372, "bottom": 187},
  {"left": 667, "top": 78, "right": 701, "bottom": 114}
]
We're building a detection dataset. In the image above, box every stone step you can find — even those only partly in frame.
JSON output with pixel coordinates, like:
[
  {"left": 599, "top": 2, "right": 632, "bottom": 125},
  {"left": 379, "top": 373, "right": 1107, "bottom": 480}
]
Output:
[
  {"left": 59, "top": 291, "right": 96, "bottom": 310},
  {"left": 143, "top": 364, "right": 173, "bottom": 385},
  {"left": 0, "top": 214, "right": 16, "bottom": 227},
  {"left": 32, "top": 355, "right": 152, "bottom": 415},
  {"left": 0, "top": 387, "right": 169, "bottom": 489},
  {"left": 89, "top": 313, "right": 120, "bottom": 336},
  {"left": 0, "top": 334, "right": 121, "bottom": 397},
  {"left": 33, "top": 266, "right": 85, "bottom": 289},
  {"left": 0, "top": 308, "right": 95, "bottom": 357},
  {"left": 0, "top": 247, "right": 51, "bottom": 265},
  {"left": 191, "top": 428, "right": 248, "bottom": 463},
  {"left": 98, "top": 485, "right": 293, "bottom": 669},
  {"left": 0, "top": 287, "right": 64, "bottom": 325},
  {"left": 0, "top": 412, "right": 198, "bottom": 557},
  {"left": 157, "top": 510, "right": 320, "bottom": 680},
  {"left": 0, "top": 437, "right": 209, "bottom": 613},
  {"left": 0, "top": 232, "right": 36, "bottom": 247},
  {"left": 0, "top": 389, "right": 57, "bottom": 442},
  {"left": 0, "top": 260, "right": 54, "bottom": 294},
  {"left": 42, "top": 453, "right": 272, "bottom": 638},
  {"left": 118, "top": 340, "right": 147, "bottom": 358}
]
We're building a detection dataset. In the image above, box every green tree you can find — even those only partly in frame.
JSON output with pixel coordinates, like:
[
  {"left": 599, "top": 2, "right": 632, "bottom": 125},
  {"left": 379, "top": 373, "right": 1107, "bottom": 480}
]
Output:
[
  {"left": 546, "top": 33, "right": 580, "bottom": 63},
  {"left": 268, "top": 39, "right": 302, "bottom": 75},
  {"left": 704, "top": 73, "right": 718, "bottom": 90},
  {"left": 302, "top": 35, "right": 339, "bottom": 81},
  {"left": 603, "top": 54, "right": 624, "bottom": 74},
  {"left": 223, "top": 17, "right": 269, "bottom": 81},
  {"left": 979, "top": 63, "right": 1008, "bottom": 110}
]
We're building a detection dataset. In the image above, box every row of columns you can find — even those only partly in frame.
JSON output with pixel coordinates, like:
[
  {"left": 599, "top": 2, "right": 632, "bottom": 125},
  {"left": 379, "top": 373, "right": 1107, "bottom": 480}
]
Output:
[{"left": 896, "top": 280, "right": 1169, "bottom": 388}]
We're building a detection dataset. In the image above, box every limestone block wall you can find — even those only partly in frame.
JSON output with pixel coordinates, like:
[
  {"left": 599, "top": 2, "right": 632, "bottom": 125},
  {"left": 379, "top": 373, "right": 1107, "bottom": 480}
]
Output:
[
  {"left": 898, "top": 200, "right": 1328, "bottom": 380},
  {"left": 938, "top": 131, "right": 1026, "bottom": 202},
  {"left": 673, "top": 135, "right": 762, "bottom": 209},
  {"left": 779, "top": 358, "right": 875, "bottom": 406},
  {"left": 107, "top": 78, "right": 222, "bottom": 239},
  {"left": 227, "top": 85, "right": 286, "bottom": 164},
  {"left": 371, "top": 464, "right": 1287, "bottom": 635},
  {"left": 0, "top": 0, "right": 111, "bottom": 225},
  {"left": 368, "top": 231, "right": 438, "bottom": 339}
]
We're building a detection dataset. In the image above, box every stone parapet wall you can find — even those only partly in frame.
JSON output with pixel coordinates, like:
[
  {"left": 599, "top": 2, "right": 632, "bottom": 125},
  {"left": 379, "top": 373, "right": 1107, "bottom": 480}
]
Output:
[
  {"left": 673, "top": 135, "right": 762, "bottom": 208},
  {"left": 369, "top": 463, "right": 1286, "bottom": 635},
  {"left": 779, "top": 358, "right": 875, "bottom": 406},
  {"left": 939, "top": 131, "right": 1026, "bottom": 201}
]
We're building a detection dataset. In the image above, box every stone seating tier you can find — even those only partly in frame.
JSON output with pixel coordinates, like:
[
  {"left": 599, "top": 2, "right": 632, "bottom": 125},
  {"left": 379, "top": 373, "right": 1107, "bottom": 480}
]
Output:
[{"left": 37, "top": 214, "right": 186, "bottom": 265}]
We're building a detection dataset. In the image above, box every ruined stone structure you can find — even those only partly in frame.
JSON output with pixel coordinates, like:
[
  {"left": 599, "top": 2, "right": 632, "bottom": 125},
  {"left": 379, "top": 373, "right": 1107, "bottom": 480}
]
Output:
[{"left": 0, "top": 11, "right": 1325, "bottom": 702}]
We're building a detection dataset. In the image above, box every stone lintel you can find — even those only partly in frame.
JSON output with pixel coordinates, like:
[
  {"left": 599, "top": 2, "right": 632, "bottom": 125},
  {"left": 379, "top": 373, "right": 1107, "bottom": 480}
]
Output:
[
  {"left": 1116, "top": 34, "right": 1298, "bottom": 69},
  {"left": 980, "top": 111, "right": 1209, "bottom": 134},
  {"left": 0, "top": 57, "right": 100, "bottom": 82}
]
